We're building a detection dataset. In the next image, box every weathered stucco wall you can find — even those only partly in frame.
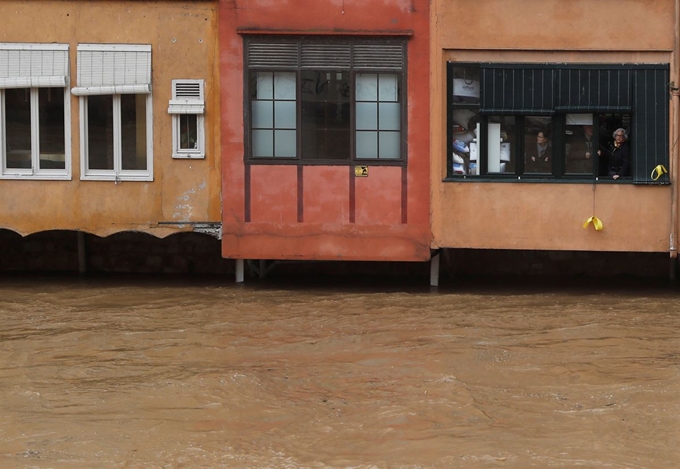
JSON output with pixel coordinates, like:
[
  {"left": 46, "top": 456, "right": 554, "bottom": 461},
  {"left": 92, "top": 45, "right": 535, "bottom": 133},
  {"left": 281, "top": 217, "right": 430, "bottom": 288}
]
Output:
[
  {"left": 431, "top": 0, "right": 676, "bottom": 253},
  {"left": 219, "top": 0, "right": 432, "bottom": 261},
  {"left": 0, "top": 1, "right": 221, "bottom": 238}
]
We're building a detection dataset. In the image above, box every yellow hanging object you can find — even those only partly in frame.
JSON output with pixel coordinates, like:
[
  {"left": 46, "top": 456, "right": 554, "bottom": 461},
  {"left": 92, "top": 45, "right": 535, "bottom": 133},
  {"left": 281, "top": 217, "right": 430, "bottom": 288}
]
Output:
[
  {"left": 651, "top": 165, "right": 668, "bottom": 181},
  {"left": 583, "top": 216, "right": 604, "bottom": 231}
]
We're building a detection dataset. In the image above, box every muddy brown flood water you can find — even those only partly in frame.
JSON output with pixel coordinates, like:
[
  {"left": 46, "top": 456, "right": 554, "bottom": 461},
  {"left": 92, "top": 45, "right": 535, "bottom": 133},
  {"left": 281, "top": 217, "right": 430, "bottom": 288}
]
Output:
[{"left": 0, "top": 276, "right": 678, "bottom": 468}]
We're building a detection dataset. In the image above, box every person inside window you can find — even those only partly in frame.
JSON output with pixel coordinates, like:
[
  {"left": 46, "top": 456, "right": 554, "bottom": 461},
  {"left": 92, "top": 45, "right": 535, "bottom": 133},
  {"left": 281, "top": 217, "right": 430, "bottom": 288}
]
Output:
[
  {"left": 598, "top": 128, "right": 630, "bottom": 180},
  {"left": 525, "top": 130, "right": 551, "bottom": 173}
]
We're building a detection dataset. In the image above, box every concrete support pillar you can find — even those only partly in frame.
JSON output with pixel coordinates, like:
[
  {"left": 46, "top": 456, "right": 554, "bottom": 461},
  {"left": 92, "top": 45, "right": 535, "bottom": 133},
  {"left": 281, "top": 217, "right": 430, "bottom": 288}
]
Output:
[
  {"left": 235, "top": 259, "right": 245, "bottom": 283},
  {"left": 430, "top": 252, "right": 440, "bottom": 287}
]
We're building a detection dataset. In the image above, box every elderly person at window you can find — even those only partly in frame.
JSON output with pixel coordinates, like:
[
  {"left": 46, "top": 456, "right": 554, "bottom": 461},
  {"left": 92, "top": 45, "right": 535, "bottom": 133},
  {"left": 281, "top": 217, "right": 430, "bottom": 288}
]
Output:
[{"left": 599, "top": 128, "right": 630, "bottom": 180}]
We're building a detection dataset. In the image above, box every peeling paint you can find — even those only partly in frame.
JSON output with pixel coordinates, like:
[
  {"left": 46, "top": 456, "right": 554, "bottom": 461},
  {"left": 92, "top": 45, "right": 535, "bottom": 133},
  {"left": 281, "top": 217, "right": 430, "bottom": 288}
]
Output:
[{"left": 173, "top": 180, "right": 208, "bottom": 222}]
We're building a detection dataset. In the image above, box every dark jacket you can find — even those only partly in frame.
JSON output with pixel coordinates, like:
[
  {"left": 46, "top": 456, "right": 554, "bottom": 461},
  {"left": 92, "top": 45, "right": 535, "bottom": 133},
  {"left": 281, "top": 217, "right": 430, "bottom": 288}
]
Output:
[
  {"left": 606, "top": 141, "right": 631, "bottom": 177},
  {"left": 525, "top": 144, "right": 551, "bottom": 173}
]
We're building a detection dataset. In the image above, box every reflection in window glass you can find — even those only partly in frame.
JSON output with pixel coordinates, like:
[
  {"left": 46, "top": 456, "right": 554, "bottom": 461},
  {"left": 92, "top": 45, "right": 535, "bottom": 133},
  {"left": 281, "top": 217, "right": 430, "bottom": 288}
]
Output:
[
  {"left": 179, "top": 114, "right": 198, "bottom": 150},
  {"left": 302, "top": 70, "right": 350, "bottom": 160},
  {"left": 38, "top": 88, "right": 65, "bottom": 169},
  {"left": 252, "top": 71, "right": 297, "bottom": 158},
  {"left": 356, "top": 73, "right": 400, "bottom": 160},
  {"left": 565, "top": 114, "right": 594, "bottom": 174},
  {"left": 5, "top": 88, "right": 31, "bottom": 169},
  {"left": 524, "top": 116, "right": 553, "bottom": 174},
  {"left": 121, "top": 94, "right": 147, "bottom": 171},
  {"left": 87, "top": 95, "right": 114, "bottom": 170}
]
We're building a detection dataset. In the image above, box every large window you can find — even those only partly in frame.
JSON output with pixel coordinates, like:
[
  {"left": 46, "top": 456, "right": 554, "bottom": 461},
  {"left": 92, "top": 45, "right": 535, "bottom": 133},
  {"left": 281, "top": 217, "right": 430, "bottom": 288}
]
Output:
[
  {"left": 245, "top": 37, "right": 406, "bottom": 163},
  {"left": 0, "top": 43, "right": 70, "bottom": 179},
  {"left": 447, "top": 63, "right": 669, "bottom": 184},
  {"left": 73, "top": 44, "right": 153, "bottom": 181}
]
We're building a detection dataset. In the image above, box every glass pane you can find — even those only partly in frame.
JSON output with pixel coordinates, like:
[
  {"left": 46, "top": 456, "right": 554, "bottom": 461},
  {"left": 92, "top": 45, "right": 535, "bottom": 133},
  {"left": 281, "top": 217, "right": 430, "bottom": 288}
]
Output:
[
  {"left": 121, "top": 94, "right": 147, "bottom": 171},
  {"left": 274, "top": 101, "right": 296, "bottom": 129},
  {"left": 378, "top": 74, "right": 398, "bottom": 102},
  {"left": 451, "top": 109, "right": 481, "bottom": 175},
  {"left": 451, "top": 65, "right": 480, "bottom": 105},
  {"left": 300, "top": 70, "right": 350, "bottom": 160},
  {"left": 5, "top": 88, "right": 31, "bottom": 169},
  {"left": 379, "top": 131, "right": 400, "bottom": 159},
  {"left": 87, "top": 95, "right": 114, "bottom": 170},
  {"left": 254, "top": 72, "right": 273, "bottom": 100},
  {"left": 565, "top": 114, "right": 594, "bottom": 174},
  {"left": 179, "top": 114, "right": 198, "bottom": 150},
  {"left": 274, "top": 72, "right": 296, "bottom": 100},
  {"left": 524, "top": 116, "right": 553, "bottom": 174},
  {"left": 252, "top": 101, "right": 273, "bottom": 128},
  {"left": 379, "top": 103, "right": 400, "bottom": 131},
  {"left": 252, "top": 129, "right": 273, "bottom": 157},
  {"left": 356, "top": 102, "right": 377, "bottom": 130},
  {"left": 356, "top": 73, "right": 377, "bottom": 101},
  {"left": 485, "top": 116, "right": 516, "bottom": 174},
  {"left": 38, "top": 88, "right": 65, "bottom": 170},
  {"left": 356, "top": 131, "right": 377, "bottom": 159},
  {"left": 274, "top": 130, "right": 296, "bottom": 157}
]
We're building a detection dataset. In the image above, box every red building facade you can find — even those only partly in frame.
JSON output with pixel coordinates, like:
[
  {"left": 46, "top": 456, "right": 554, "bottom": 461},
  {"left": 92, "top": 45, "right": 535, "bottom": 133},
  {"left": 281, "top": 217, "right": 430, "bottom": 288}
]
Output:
[{"left": 218, "top": 0, "right": 430, "bottom": 262}]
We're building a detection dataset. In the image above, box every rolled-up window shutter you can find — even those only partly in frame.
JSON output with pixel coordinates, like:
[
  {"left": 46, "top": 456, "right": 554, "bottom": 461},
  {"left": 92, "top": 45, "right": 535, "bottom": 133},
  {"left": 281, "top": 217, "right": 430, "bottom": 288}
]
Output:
[
  {"left": 72, "top": 44, "right": 151, "bottom": 95},
  {"left": 556, "top": 68, "right": 632, "bottom": 112},
  {"left": 247, "top": 42, "right": 298, "bottom": 68},
  {"left": 0, "top": 43, "right": 69, "bottom": 89},
  {"left": 353, "top": 43, "right": 404, "bottom": 70},
  {"left": 247, "top": 39, "right": 404, "bottom": 71},
  {"left": 480, "top": 65, "right": 555, "bottom": 115},
  {"left": 301, "top": 43, "right": 350, "bottom": 69}
]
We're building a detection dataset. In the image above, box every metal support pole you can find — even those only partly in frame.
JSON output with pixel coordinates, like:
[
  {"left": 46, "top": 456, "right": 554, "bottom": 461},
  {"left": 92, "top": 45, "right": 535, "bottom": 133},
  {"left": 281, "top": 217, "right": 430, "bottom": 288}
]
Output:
[{"left": 235, "top": 259, "right": 244, "bottom": 283}]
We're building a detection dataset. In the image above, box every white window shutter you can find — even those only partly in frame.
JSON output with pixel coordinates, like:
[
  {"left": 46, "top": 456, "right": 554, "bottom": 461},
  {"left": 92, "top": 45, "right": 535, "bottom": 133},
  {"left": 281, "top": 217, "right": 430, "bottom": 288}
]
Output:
[
  {"left": 0, "top": 43, "right": 69, "bottom": 88},
  {"left": 73, "top": 44, "right": 151, "bottom": 95}
]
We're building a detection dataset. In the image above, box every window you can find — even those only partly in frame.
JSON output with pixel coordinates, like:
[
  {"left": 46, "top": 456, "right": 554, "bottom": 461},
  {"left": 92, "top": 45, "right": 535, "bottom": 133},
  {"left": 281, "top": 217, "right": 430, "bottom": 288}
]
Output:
[
  {"left": 168, "top": 79, "right": 205, "bottom": 159},
  {"left": 72, "top": 44, "right": 153, "bottom": 181},
  {"left": 447, "top": 63, "right": 669, "bottom": 184},
  {"left": 0, "top": 43, "right": 70, "bottom": 179},
  {"left": 245, "top": 37, "right": 406, "bottom": 163}
]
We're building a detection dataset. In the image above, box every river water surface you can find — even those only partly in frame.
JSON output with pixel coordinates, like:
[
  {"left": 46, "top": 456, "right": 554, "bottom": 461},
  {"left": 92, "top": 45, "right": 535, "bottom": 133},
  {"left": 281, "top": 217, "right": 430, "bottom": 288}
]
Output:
[{"left": 0, "top": 276, "right": 678, "bottom": 468}]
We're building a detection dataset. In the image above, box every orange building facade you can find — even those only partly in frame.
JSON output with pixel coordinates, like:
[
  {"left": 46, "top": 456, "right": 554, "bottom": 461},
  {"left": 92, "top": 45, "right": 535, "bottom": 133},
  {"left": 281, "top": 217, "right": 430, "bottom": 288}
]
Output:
[
  {"left": 0, "top": 1, "right": 222, "bottom": 240},
  {"left": 218, "top": 0, "right": 431, "bottom": 262},
  {"left": 431, "top": 0, "right": 680, "bottom": 268}
]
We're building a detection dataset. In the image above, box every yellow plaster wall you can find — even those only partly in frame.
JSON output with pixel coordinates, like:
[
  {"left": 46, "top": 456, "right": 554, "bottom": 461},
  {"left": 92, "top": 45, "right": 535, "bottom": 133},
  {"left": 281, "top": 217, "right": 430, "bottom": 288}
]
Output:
[
  {"left": 431, "top": 0, "right": 676, "bottom": 253},
  {"left": 0, "top": 1, "right": 220, "bottom": 238}
]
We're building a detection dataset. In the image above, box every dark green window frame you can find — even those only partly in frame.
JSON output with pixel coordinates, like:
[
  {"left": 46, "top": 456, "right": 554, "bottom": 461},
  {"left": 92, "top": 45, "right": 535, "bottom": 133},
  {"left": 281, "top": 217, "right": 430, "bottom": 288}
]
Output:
[
  {"left": 446, "top": 62, "right": 670, "bottom": 184},
  {"left": 244, "top": 36, "right": 408, "bottom": 167}
]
